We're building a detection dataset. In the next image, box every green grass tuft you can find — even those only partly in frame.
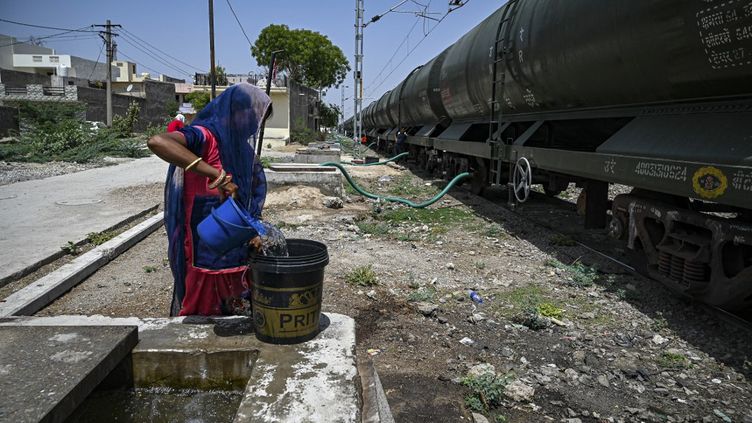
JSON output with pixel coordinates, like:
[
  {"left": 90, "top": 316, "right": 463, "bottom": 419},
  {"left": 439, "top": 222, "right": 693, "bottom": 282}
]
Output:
[{"left": 345, "top": 265, "right": 378, "bottom": 286}]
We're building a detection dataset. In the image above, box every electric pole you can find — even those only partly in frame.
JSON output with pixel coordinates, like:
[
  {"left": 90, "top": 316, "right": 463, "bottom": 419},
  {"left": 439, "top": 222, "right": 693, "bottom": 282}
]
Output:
[
  {"left": 340, "top": 85, "right": 349, "bottom": 134},
  {"left": 208, "top": 0, "right": 217, "bottom": 99},
  {"left": 354, "top": 0, "right": 364, "bottom": 143},
  {"left": 94, "top": 20, "right": 120, "bottom": 127}
]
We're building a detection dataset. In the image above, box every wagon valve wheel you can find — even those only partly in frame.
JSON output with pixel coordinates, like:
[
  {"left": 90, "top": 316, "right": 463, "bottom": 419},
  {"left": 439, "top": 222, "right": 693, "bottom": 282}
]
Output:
[{"left": 513, "top": 157, "right": 533, "bottom": 203}]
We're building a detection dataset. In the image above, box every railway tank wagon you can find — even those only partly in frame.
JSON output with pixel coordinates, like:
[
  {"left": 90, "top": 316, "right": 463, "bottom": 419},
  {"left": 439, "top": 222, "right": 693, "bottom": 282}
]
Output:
[{"left": 360, "top": 0, "right": 752, "bottom": 311}]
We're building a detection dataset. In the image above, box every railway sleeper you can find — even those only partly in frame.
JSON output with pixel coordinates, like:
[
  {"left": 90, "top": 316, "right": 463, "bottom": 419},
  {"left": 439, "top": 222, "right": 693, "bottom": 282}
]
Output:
[{"left": 610, "top": 194, "right": 752, "bottom": 311}]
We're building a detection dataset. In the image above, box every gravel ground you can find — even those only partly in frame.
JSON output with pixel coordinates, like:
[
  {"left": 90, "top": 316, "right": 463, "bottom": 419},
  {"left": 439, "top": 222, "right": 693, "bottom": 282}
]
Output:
[
  {"left": 34, "top": 157, "right": 752, "bottom": 423},
  {"left": 0, "top": 160, "right": 119, "bottom": 186}
]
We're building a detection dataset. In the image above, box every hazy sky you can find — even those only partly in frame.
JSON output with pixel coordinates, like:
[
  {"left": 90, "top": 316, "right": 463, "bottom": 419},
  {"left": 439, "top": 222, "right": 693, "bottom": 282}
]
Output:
[{"left": 0, "top": 1, "right": 502, "bottom": 115}]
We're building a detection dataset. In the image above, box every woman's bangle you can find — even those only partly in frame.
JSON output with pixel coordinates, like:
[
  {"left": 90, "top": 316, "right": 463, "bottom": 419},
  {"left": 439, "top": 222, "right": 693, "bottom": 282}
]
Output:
[
  {"left": 185, "top": 157, "right": 202, "bottom": 171},
  {"left": 208, "top": 169, "right": 227, "bottom": 189}
]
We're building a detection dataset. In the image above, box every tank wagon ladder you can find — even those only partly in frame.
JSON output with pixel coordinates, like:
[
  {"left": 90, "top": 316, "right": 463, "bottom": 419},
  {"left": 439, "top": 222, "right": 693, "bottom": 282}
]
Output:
[{"left": 488, "top": 0, "right": 520, "bottom": 190}]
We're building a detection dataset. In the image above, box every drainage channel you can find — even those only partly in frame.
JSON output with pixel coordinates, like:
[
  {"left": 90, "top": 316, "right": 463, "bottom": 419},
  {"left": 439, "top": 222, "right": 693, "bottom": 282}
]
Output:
[{"left": 0, "top": 208, "right": 164, "bottom": 318}]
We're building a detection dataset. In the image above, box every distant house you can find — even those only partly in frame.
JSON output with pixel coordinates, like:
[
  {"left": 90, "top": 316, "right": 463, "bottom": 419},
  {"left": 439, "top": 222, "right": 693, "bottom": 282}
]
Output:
[
  {"left": 182, "top": 72, "right": 320, "bottom": 145},
  {"left": 0, "top": 34, "right": 118, "bottom": 81}
]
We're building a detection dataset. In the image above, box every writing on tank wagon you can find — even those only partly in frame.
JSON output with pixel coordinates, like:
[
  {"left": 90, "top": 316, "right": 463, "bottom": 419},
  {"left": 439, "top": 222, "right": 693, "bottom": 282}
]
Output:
[{"left": 697, "top": 0, "right": 752, "bottom": 69}]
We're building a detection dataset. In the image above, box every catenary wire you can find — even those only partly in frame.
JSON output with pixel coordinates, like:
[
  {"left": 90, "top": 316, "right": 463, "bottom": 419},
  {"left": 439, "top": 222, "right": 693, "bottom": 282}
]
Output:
[
  {"left": 0, "top": 18, "right": 96, "bottom": 33},
  {"left": 118, "top": 33, "right": 193, "bottom": 78},
  {"left": 365, "top": 1, "right": 470, "bottom": 97},
  {"left": 225, "top": 0, "right": 253, "bottom": 46}
]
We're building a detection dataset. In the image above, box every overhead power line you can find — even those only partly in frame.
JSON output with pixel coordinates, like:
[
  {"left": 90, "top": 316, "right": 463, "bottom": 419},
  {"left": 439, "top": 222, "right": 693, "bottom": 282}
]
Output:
[
  {"left": 225, "top": 0, "right": 253, "bottom": 46},
  {"left": 366, "top": 16, "right": 421, "bottom": 94},
  {"left": 0, "top": 18, "right": 96, "bottom": 33},
  {"left": 366, "top": 0, "right": 470, "bottom": 97},
  {"left": 0, "top": 25, "right": 97, "bottom": 48},
  {"left": 88, "top": 41, "right": 105, "bottom": 80},
  {"left": 120, "top": 28, "right": 206, "bottom": 73},
  {"left": 117, "top": 49, "right": 171, "bottom": 80},
  {"left": 118, "top": 33, "right": 193, "bottom": 78}
]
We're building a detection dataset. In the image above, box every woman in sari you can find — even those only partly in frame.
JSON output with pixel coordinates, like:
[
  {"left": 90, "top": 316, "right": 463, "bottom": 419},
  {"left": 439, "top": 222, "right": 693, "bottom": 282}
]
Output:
[{"left": 147, "top": 83, "right": 271, "bottom": 316}]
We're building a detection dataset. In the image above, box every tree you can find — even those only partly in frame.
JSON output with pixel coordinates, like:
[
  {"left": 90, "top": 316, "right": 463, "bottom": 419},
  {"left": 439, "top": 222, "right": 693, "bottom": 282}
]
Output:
[
  {"left": 215, "top": 65, "right": 228, "bottom": 86},
  {"left": 185, "top": 91, "right": 210, "bottom": 114},
  {"left": 251, "top": 24, "right": 350, "bottom": 89},
  {"left": 319, "top": 103, "right": 340, "bottom": 128}
]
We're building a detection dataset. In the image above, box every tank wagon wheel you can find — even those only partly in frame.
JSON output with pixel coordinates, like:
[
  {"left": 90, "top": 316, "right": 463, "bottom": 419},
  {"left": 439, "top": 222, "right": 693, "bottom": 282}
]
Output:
[{"left": 513, "top": 157, "right": 533, "bottom": 203}]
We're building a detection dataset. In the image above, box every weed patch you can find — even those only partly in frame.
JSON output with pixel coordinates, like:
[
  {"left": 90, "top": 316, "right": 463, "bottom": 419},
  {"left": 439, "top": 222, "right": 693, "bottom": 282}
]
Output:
[
  {"left": 537, "top": 302, "right": 563, "bottom": 319},
  {"left": 462, "top": 372, "right": 512, "bottom": 416},
  {"left": 407, "top": 287, "right": 436, "bottom": 302},
  {"left": 387, "top": 175, "right": 438, "bottom": 198},
  {"left": 378, "top": 207, "right": 472, "bottom": 225},
  {"left": 143, "top": 265, "right": 158, "bottom": 273},
  {"left": 345, "top": 265, "right": 378, "bottom": 286},
  {"left": 61, "top": 241, "right": 81, "bottom": 255},
  {"left": 546, "top": 258, "right": 599, "bottom": 287},
  {"left": 658, "top": 352, "right": 690, "bottom": 369},
  {"left": 356, "top": 221, "right": 391, "bottom": 236},
  {"left": 86, "top": 231, "right": 116, "bottom": 246}
]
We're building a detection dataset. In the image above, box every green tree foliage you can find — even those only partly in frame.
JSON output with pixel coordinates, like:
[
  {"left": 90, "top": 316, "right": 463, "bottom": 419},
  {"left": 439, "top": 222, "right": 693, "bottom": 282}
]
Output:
[
  {"left": 185, "top": 91, "right": 211, "bottom": 114},
  {"left": 251, "top": 24, "right": 350, "bottom": 89},
  {"left": 111, "top": 101, "right": 141, "bottom": 137},
  {"left": 215, "top": 65, "right": 228, "bottom": 86},
  {"left": 319, "top": 102, "right": 340, "bottom": 128}
]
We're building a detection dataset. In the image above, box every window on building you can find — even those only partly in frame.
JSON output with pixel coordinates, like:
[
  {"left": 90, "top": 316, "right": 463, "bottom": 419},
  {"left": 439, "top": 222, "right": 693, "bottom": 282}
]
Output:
[
  {"left": 32, "top": 55, "right": 42, "bottom": 62},
  {"left": 49, "top": 56, "right": 59, "bottom": 63},
  {"left": 132, "top": 65, "right": 136, "bottom": 73},
  {"left": 116, "top": 62, "right": 123, "bottom": 66}
]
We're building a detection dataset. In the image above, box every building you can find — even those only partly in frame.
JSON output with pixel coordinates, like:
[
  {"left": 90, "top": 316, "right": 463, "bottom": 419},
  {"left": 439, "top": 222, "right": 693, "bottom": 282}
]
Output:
[
  {"left": 0, "top": 34, "right": 117, "bottom": 81},
  {"left": 112, "top": 60, "right": 184, "bottom": 84},
  {"left": 180, "top": 73, "right": 319, "bottom": 146}
]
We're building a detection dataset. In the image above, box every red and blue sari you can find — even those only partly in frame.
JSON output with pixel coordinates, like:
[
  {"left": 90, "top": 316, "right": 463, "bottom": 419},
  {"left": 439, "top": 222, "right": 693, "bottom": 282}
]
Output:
[{"left": 163, "top": 83, "right": 271, "bottom": 316}]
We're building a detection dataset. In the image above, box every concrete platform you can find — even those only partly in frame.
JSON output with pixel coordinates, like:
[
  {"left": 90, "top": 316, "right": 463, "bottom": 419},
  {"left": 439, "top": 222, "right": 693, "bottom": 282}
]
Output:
[
  {"left": 0, "top": 325, "right": 138, "bottom": 423},
  {"left": 1, "top": 312, "right": 360, "bottom": 422},
  {"left": 266, "top": 167, "right": 344, "bottom": 197},
  {"left": 0, "top": 155, "right": 167, "bottom": 284}
]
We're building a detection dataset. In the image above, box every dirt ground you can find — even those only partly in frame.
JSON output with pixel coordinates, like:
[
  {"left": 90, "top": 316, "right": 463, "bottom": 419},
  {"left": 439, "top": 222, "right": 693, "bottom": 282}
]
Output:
[{"left": 36, "top": 153, "right": 752, "bottom": 423}]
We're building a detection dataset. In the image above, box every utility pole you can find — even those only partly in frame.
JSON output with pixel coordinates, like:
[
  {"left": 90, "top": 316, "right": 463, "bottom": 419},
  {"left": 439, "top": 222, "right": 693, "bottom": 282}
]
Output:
[
  {"left": 208, "top": 0, "right": 217, "bottom": 99},
  {"left": 340, "top": 85, "right": 349, "bottom": 134},
  {"left": 354, "top": 0, "right": 364, "bottom": 143},
  {"left": 94, "top": 20, "right": 120, "bottom": 127}
]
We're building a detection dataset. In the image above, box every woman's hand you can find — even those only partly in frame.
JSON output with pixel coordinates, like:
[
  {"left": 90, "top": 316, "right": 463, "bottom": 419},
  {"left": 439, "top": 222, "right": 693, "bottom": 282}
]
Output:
[
  {"left": 249, "top": 236, "right": 262, "bottom": 253},
  {"left": 218, "top": 175, "right": 239, "bottom": 201}
]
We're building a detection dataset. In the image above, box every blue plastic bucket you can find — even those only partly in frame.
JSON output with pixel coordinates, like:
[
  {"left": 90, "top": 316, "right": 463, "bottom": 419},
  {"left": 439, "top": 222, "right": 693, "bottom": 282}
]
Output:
[{"left": 197, "top": 198, "right": 257, "bottom": 254}]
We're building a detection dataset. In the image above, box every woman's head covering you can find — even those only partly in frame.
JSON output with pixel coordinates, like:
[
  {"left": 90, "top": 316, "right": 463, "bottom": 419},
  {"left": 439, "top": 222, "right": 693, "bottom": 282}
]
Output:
[
  {"left": 191, "top": 83, "right": 271, "bottom": 209},
  {"left": 175, "top": 113, "right": 185, "bottom": 122}
]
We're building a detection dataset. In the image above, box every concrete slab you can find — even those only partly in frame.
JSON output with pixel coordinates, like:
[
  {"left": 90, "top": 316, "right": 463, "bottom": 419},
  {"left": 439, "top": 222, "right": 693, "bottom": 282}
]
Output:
[
  {"left": 235, "top": 313, "right": 359, "bottom": 423},
  {"left": 265, "top": 169, "right": 344, "bottom": 197},
  {"left": 294, "top": 148, "right": 341, "bottom": 164},
  {"left": 0, "top": 213, "right": 164, "bottom": 317},
  {"left": 0, "top": 155, "right": 167, "bottom": 283},
  {"left": 270, "top": 163, "right": 338, "bottom": 172},
  {"left": 1, "top": 313, "right": 360, "bottom": 422},
  {"left": 0, "top": 325, "right": 138, "bottom": 423}
]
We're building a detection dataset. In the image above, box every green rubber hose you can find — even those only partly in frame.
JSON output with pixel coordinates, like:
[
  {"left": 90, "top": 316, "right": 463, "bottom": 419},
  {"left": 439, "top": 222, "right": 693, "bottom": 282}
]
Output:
[
  {"left": 341, "top": 152, "right": 409, "bottom": 166},
  {"left": 320, "top": 161, "right": 470, "bottom": 208}
]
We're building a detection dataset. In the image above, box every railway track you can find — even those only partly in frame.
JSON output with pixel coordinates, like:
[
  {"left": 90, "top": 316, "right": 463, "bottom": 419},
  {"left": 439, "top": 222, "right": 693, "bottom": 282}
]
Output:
[{"left": 402, "top": 164, "right": 752, "bottom": 334}]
